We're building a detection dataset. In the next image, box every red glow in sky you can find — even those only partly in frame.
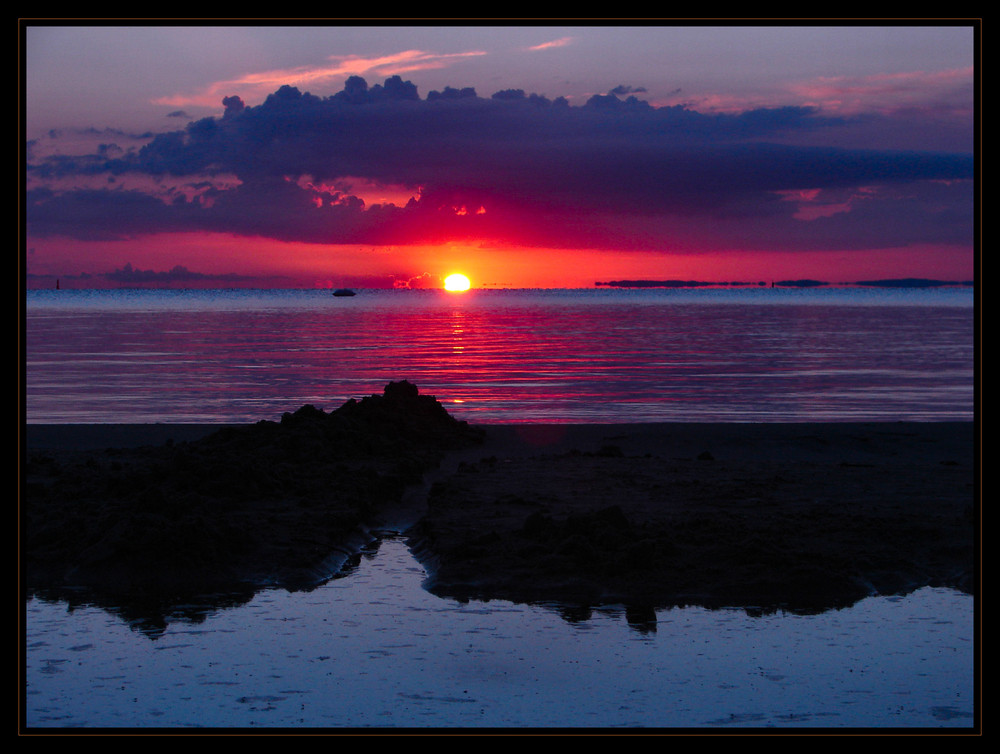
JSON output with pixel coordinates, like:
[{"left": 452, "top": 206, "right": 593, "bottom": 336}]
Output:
[{"left": 23, "top": 23, "right": 977, "bottom": 289}]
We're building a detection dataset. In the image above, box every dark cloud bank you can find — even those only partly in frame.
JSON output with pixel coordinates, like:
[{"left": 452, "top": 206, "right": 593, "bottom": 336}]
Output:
[{"left": 26, "top": 76, "right": 974, "bottom": 254}]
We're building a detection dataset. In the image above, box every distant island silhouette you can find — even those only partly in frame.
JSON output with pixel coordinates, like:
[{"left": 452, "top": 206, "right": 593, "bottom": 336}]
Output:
[
  {"left": 595, "top": 278, "right": 973, "bottom": 289},
  {"left": 852, "top": 278, "right": 974, "bottom": 288}
]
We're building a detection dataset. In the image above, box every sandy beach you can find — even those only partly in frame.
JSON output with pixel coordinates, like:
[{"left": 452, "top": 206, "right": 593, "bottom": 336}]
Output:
[
  {"left": 410, "top": 420, "right": 976, "bottom": 615},
  {"left": 23, "top": 383, "right": 977, "bottom": 625}
]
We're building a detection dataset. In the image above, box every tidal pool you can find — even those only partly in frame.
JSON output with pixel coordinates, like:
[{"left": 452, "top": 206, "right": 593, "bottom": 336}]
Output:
[{"left": 24, "top": 536, "right": 975, "bottom": 730}]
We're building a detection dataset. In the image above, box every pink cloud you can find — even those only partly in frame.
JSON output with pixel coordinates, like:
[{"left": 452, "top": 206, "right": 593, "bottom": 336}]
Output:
[
  {"left": 787, "top": 67, "right": 974, "bottom": 116},
  {"left": 152, "top": 49, "right": 488, "bottom": 109},
  {"left": 651, "top": 67, "right": 974, "bottom": 118},
  {"left": 528, "top": 37, "right": 574, "bottom": 51},
  {"left": 776, "top": 186, "right": 879, "bottom": 221}
]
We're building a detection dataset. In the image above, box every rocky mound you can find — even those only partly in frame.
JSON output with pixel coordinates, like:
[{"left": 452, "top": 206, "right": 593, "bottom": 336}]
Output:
[{"left": 23, "top": 381, "right": 483, "bottom": 599}]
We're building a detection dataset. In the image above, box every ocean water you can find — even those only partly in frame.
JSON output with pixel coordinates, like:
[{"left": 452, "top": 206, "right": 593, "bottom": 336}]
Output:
[
  {"left": 22, "top": 286, "right": 977, "bottom": 730},
  {"left": 24, "top": 286, "right": 975, "bottom": 424}
]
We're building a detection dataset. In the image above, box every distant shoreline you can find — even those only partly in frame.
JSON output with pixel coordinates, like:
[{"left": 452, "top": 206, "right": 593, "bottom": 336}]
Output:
[
  {"left": 24, "top": 418, "right": 975, "bottom": 452},
  {"left": 595, "top": 278, "right": 975, "bottom": 289},
  {"left": 25, "top": 278, "right": 976, "bottom": 292}
]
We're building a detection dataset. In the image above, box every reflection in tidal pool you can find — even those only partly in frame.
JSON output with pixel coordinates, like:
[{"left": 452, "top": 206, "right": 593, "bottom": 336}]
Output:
[{"left": 25, "top": 537, "right": 974, "bottom": 729}]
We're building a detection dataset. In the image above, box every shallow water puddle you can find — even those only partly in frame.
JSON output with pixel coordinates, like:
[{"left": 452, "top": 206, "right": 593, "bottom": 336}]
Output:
[{"left": 25, "top": 537, "right": 974, "bottom": 729}]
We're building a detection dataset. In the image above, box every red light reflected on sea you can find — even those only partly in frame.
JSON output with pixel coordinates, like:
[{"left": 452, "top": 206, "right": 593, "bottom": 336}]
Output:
[{"left": 25, "top": 289, "right": 974, "bottom": 424}]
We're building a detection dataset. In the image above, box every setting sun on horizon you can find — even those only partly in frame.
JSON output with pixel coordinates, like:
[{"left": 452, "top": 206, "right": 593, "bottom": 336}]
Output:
[
  {"left": 443, "top": 273, "right": 472, "bottom": 292},
  {"left": 23, "top": 25, "right": 974, "bottom": 290}
]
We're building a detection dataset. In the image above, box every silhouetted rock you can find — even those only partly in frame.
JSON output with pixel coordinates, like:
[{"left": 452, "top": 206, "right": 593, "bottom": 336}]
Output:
[{"left": 24, "top": 382, "right": 484, "bottom": 609}]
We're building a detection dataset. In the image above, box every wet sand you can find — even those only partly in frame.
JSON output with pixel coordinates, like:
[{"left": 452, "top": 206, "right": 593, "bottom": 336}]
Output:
[
  {"left": 410, "top": 421, "right": 976, "bottom": 613},
  {"left": 22, "top": 384, "right": 977, "bottom": 622}
]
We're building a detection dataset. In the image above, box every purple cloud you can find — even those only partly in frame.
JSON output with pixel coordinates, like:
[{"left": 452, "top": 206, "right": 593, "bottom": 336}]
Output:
[{"left": 26, "top": 75, "right": 974, "bottom": 253}]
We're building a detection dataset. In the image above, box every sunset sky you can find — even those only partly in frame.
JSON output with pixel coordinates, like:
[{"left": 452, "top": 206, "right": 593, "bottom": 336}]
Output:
[{"left": 23, "top": 22, "right": 978, "bottom": 289}]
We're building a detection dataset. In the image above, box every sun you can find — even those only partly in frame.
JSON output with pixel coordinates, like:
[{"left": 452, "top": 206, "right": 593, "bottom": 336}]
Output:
[{"left": 444, "top": 273, "right": 471, "bottom": 292}]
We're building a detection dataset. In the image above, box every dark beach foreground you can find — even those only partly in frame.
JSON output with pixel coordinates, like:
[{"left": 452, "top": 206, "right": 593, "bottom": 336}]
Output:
[
  {"left": 23, "top": 383, "right": 976, "bottom": 629},
  {"left": 410, "top": 420, "right": 976, "bottom": 614}
]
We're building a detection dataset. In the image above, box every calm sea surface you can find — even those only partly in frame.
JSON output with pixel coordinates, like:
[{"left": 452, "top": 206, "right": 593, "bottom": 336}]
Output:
[
  {"left": 23, "top": 287, "right": 977, "bottom": 730},
  {"left": 24, "top": 286, "right": 975, "bottom": 424}
]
